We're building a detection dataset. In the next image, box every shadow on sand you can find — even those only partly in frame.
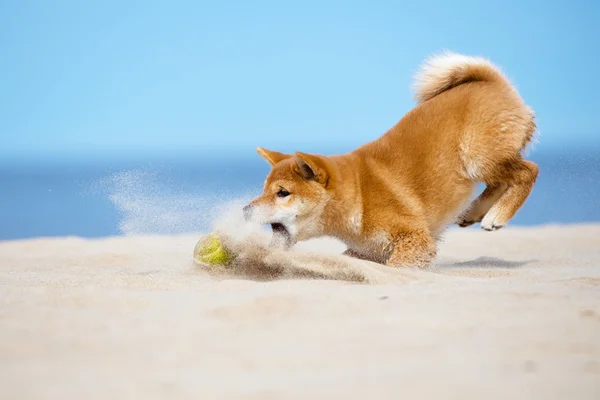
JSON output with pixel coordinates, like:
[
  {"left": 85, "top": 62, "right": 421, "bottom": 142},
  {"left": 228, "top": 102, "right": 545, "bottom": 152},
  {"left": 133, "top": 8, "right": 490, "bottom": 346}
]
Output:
[{"left": 438, "top": 256, "right": 536, "bottom": 269}]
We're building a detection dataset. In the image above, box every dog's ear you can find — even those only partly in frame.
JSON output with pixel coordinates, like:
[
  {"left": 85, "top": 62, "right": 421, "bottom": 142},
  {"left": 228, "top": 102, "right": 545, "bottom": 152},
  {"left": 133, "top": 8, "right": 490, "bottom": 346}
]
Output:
[
  {"left": 293, "top": 152, "right": 329, "bottom": 185},
  {"left": 256, "top": 147, "right": 290, "bottom": 166}
]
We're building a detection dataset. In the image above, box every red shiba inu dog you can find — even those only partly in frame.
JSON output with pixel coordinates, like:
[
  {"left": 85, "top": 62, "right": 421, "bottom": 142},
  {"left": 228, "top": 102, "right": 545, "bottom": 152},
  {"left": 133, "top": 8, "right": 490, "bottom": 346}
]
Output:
[{"left": 243, "top": 52, "right": 538, "bottom": 268}]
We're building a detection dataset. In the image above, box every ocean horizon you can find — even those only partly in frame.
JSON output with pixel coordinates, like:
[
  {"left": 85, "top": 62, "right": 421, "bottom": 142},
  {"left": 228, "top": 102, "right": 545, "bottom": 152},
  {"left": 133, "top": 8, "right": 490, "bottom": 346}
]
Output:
[{"left": 1, "top": 147, "right": 599, "bottom": 241}]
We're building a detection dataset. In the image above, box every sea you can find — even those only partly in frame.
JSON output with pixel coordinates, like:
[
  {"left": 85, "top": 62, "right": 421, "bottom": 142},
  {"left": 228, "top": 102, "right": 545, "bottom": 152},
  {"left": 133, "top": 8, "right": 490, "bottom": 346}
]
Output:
[{"left": 1, "top": 149, "right": 599, "bottom": 241}]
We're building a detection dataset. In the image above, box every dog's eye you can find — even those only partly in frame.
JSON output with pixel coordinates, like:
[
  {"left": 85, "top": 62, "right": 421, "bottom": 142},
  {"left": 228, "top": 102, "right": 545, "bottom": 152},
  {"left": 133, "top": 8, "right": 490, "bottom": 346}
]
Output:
[{"left": 276, "top": 189, "right": 290, "bottom": 198}]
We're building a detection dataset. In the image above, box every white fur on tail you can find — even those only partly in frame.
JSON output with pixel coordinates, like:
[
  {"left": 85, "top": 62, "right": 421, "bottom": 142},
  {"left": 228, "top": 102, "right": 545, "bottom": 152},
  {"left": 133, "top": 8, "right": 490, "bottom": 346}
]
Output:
[{"left": 412, "top": 51, "right": 510, "bottom": 103}]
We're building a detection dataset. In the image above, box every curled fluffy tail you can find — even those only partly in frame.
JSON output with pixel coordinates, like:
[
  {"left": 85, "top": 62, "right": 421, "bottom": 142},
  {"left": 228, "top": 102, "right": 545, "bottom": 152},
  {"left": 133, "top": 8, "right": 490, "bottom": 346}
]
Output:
[{"left": 412, "top": 51, "right": 511, "bottom": 103}]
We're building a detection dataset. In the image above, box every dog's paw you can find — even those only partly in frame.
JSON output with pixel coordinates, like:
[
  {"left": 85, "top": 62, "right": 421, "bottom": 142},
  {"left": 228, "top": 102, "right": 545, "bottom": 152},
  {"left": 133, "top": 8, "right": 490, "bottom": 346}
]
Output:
[
  {"left": 343, "top": 248, "right": 372, "bottom": 261},
  {"left": 456, "top": 216, "right": 476, "bottom": 228},
  {"left": 456, "top": 211, "right": 484, "bottom": 228},
  {"left": 481, "top": 223, "right": 504, "bottom": 231},
  {"left": 480, "top": 211, "right": 504, "bottom": 231}
]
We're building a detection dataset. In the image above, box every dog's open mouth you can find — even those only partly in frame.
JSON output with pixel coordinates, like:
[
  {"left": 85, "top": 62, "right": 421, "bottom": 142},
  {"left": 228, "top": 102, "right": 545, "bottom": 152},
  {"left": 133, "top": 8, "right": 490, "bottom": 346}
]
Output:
[
  {"left": 270, "top": 222, "right": 293, "bottom": 250},
  {"left": 271, "top": 222, "right": 288, "bottom": 235}
]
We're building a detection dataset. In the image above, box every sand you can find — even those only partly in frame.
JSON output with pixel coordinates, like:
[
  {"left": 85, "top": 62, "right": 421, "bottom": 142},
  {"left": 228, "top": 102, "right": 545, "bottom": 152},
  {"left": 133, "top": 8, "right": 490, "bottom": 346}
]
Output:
[{"left": 1, "top": 224, "right": 599, "bottom": 399}]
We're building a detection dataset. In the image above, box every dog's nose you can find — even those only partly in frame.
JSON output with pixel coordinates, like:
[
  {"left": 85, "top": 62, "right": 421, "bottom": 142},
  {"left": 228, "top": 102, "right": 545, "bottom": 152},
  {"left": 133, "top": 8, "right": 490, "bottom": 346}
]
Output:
[{"left": 243, "top": 205, "right": 252, "bottom": 221}]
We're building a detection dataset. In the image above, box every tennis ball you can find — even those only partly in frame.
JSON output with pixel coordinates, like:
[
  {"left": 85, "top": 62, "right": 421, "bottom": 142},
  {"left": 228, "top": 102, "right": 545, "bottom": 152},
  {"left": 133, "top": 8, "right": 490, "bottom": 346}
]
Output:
[{"left": 193, "top": 233, "right": 232, "bottom": 266}]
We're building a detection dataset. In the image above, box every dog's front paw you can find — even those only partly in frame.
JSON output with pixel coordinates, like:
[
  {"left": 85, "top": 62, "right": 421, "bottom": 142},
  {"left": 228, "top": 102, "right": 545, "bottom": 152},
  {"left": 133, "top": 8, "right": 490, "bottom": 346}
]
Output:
[{"left": 343, "top": 248, "right": 373, "bottom": 261}]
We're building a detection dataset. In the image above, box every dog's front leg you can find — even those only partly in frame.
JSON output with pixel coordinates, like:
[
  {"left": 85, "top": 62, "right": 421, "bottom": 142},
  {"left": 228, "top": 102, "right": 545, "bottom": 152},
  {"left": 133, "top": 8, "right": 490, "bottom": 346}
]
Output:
[
  {"left": 385, "top": 229, "right": 437, "bottom": 269},
  {"left": 342, "top": 248, "right": 375, "bottom": 262}
]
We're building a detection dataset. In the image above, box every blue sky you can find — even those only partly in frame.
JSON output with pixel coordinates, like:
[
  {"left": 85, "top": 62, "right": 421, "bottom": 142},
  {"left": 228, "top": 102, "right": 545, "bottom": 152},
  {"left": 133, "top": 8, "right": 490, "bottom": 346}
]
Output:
[{"left": 1, "top": 0, "right": 598, "bottom": 163}]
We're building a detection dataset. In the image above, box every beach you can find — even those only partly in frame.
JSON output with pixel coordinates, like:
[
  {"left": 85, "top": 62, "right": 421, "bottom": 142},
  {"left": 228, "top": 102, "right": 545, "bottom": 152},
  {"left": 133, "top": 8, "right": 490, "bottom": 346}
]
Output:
[{"left": 1, "top": 224, "right": 599, "bottom": 399}]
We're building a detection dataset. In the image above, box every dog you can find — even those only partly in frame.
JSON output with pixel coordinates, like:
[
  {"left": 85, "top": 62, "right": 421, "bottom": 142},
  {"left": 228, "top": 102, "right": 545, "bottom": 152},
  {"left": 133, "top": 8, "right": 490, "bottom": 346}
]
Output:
[{"left": 243, "top": 52, "right": 538, "bottom": 268}]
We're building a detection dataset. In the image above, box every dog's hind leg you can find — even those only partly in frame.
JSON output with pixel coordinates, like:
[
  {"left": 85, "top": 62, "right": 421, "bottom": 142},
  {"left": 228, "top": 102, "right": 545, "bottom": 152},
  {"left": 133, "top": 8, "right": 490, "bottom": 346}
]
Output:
[
  {"left": 457, "top": 182, "right": 508, "bottom": 227},
  {"left": 480, "top": 158, "right": 538, "bottom": 231},
  {"left": 458, "top": 104, "right": 538, "bottom": 230}
]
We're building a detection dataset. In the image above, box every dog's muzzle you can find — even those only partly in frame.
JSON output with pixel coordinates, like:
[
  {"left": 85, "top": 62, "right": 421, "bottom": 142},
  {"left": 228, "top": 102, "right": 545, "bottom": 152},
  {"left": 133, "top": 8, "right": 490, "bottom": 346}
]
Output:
[{"left": 242, "top": 205, "right": 293, "bottom": 250}]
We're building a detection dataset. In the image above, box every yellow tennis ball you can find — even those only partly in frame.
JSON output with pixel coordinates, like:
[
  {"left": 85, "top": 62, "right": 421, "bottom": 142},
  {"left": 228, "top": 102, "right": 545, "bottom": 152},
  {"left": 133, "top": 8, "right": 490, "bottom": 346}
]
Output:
[{"left": 193, "top": 233, "right": 232, "bottom": 266}]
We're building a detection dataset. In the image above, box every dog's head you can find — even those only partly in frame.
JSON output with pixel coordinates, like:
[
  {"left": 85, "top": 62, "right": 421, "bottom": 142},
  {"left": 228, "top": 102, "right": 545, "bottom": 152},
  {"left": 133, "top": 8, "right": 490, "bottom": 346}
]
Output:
[{"left": 243, "top": 147, "right": 334, "bottom": 247}]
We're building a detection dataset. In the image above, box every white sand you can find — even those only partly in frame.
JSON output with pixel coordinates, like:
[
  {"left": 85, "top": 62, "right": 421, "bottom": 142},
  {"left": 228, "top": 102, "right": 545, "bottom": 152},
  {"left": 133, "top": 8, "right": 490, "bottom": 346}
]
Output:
[{"left": 1, "top": 224, "right": 599, "bottom": 399}]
